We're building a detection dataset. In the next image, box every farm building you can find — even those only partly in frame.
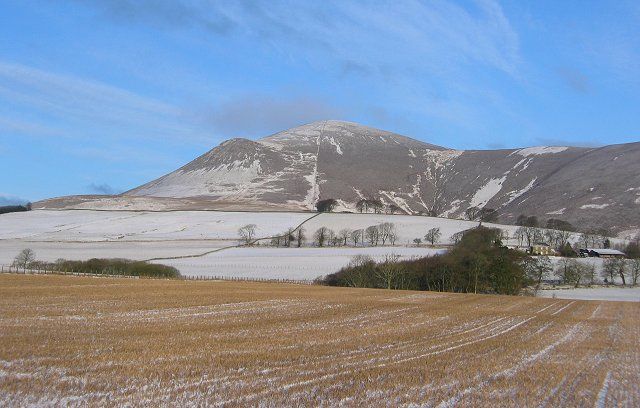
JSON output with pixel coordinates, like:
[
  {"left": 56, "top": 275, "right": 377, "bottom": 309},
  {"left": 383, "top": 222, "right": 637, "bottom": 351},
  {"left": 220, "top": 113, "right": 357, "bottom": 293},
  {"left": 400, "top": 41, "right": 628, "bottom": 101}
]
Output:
[
  {"left": 530, "top": 243, "right": 556, "bottom": 256},
  {"left": 582, "top": 248, "right": 626, "bottom": 258}
]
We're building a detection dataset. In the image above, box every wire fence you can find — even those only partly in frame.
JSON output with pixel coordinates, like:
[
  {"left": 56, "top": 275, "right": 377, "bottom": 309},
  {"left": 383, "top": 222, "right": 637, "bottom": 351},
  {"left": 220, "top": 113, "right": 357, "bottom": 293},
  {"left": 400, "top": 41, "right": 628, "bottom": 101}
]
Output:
[
  {"left": 181, "top": 275, "right": 314, "bottom": 285},
  {"left": 0, "top": 264, "right": 315, "bottom": 285}
]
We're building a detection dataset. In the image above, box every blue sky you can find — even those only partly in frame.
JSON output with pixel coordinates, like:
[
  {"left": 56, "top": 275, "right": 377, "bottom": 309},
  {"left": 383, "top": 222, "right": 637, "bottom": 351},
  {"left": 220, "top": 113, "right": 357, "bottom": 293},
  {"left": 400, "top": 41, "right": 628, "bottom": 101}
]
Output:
[{"left": 1, "top": 0, "right": 639, "bottom": 203}]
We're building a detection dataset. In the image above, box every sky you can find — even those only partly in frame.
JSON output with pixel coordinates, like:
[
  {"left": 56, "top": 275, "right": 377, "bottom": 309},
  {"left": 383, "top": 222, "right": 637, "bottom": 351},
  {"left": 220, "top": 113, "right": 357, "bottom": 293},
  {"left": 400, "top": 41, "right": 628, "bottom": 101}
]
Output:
[{"left": 1, "top": 0, "right": 639, "bottom": 203}]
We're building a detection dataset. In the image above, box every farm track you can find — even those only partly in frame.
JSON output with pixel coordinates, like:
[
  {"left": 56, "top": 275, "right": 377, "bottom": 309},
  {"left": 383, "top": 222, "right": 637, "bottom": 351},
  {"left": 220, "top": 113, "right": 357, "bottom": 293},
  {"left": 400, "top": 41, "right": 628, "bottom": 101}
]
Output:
[{"left": 0, "top": 275, "right": 638, "bottom": 406}]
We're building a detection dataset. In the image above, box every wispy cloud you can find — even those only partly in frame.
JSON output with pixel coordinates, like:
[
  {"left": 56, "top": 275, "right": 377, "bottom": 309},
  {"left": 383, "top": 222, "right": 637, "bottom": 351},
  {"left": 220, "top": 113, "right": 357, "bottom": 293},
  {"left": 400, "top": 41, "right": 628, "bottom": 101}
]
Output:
[
  {"left": 79, "top": 0, "right": 521, "bottom": 78},
  {"left": 72, "top": 0, "right": 522, "bottom": 139},
  {"left": 0, "top": 60, "right": 210, "bottom": 143},
  {"left": 556, "top": 67, "right": 590, "bottom": 93},
  {"left": 207, "top": 95, "right": 344, "bottom": 138},
  {"left": 82, "top": 0, "right": 235, "bottom": 34}
]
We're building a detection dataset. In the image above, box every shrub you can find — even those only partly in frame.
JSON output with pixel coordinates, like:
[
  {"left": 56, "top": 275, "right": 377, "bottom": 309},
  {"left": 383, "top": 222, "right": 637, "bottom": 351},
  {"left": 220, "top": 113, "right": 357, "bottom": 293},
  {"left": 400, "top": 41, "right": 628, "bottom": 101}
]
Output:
[{"left": 321, "top": 226, "right": 528, "bottom": 295}]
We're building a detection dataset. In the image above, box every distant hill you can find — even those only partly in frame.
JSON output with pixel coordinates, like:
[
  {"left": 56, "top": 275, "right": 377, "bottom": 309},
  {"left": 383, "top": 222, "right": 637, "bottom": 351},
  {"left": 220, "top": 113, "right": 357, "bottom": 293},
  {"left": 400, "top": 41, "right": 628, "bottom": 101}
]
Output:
[{"left": 39, "top": 120, "right": 640, "bottom": 236}]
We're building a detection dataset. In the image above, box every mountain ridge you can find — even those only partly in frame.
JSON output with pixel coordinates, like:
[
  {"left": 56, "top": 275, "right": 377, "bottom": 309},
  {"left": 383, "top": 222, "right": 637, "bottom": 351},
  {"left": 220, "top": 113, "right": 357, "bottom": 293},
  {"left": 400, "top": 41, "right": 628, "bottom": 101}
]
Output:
[{"left": 42, "top": 120, "right": 640, "bottom": 236}]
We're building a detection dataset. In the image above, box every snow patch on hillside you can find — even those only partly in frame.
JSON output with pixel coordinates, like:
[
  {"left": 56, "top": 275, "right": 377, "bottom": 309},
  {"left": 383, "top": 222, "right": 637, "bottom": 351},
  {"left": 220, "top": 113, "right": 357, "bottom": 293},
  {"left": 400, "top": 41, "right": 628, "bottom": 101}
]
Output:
[
  {"left": 326, "top": 136, "right": 343, "bottom": 155},
  {"left": 546, "top": 208, "right": 566, "bottom": 215},
  {"left": 580, "top": 203, "right": 610, "bottom": 210},
  {"left": 422, "top": 149, "right": 463, "bottom": 169},
  {"left": 469, "top": 176, "right": 507, "bottom": 208},
  {"left": 441, "top": 199, "right": 463, "bottom": 218},
  {"left": 504, "top": 178, "right": 537, "bottom": 206},
  {"left": 134, "top": 160, "right": 262, "bottom": 198},
  {"left": 379, "top": 191, "right": 413, "bottom": 214},
  {"left": 513, "top": 146, "right": 568, "bottom": 157}
]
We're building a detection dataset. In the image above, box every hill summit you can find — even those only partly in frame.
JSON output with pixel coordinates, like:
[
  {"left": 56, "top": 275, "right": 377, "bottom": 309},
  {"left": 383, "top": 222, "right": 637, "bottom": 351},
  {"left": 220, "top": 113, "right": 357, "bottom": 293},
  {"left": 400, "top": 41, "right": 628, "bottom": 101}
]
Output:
[{"left": 123, "top": 120, "right": 640, "bottom": 234}]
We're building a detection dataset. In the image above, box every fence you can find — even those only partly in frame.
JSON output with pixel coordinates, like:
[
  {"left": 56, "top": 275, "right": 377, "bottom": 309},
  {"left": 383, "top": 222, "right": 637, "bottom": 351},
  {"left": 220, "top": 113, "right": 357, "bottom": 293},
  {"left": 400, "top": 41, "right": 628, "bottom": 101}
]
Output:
[
  {"left": 182, "top": 274, "right": 314, "bottom": 285},
  {"left": 0, "top": 264, "right": 314, "bottom": 285}
]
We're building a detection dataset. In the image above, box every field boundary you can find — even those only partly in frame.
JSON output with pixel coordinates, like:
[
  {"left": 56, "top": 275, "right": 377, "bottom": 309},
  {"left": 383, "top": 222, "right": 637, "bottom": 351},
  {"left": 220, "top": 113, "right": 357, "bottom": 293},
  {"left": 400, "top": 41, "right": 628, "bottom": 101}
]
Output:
[
  {"left": 0, "top": 265, "right": 314, "bottom": 285},
  {"left": 142, "top": 211, "right": 324, "bottom": 262}
]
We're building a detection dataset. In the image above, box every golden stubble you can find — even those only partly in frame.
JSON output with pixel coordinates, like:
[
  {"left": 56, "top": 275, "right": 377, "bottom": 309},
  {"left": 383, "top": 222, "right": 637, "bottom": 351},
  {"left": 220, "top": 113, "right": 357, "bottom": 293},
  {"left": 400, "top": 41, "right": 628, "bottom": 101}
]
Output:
[{"left": 0, "top": 274, "right": 638, "bottom": 406}]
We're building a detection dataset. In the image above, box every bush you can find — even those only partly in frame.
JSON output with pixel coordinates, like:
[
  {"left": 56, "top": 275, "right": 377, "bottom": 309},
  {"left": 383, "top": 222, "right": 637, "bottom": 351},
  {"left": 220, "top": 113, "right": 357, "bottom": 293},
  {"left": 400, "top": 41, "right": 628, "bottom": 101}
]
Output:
[
  {"left": 0, "top": 204, "right": 31, "bottom": 214},
  {"left": 321, "top": 226, "right": 528, "bottom": 295},
  {"left": 316, "top": 199, "right": 338, "bottom": 212},
  {"left": 43, "top": 258, "right": 180, "bottom": 278}
]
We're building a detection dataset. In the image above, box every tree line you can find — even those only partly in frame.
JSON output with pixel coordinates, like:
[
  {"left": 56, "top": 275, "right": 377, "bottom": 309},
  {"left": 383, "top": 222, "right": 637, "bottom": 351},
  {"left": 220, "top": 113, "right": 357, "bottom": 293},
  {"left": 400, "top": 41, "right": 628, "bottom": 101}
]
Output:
[
  {"left": 321, "top": 227, "right": 527, "bottom": 294},
  {"left": 10, "top": 249, "right": 180, "bottom": 278},
  {"left": 315, "top": 198, "right": 403, "bottom": 214},
  {"left": 0, "top": 203, "right": 32, "bottom": 214}
]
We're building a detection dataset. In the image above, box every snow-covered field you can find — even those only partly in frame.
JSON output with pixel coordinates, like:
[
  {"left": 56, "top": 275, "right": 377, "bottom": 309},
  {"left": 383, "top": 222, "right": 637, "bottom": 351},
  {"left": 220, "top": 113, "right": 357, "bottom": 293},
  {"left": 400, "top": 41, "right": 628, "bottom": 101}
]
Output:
[
  {"left": 0, "top": 210, "right": 489, "bottom": 276},
  {"left": 0, "top": 210, "right": 312, "bottom": 241},
  {"left": 0, "top": 210, "right": 633, "bottom": 292},
  {"left": 538, "top": 287, "right": 640, "bottom": 302},
  {"left": 161, "top": 247, "right": 445, "bottom": 280}
]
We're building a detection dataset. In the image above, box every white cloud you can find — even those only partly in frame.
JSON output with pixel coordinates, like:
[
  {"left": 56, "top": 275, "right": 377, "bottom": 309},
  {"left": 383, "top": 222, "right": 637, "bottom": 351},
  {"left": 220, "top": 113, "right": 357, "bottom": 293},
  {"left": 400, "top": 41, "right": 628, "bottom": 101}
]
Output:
[{"left": 0, "top": 60, "right": 211, "bottom": 143}]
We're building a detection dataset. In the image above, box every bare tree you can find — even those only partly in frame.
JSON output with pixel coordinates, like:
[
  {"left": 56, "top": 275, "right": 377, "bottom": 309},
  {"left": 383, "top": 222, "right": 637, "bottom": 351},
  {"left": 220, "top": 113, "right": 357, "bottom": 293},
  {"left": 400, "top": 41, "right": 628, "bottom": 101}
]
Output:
[
  {"left": 370, "top": 200, "right": 384, "bottom": 214},
  {"left": 296, "top": 226, "right": 306, "bottom": 248},
  {"left": 314, "top": 227, "right": 331, "bottom": 247},
  {"left": 556, "top": 258, "right": 584, "bottom": 288},
  {"left": 329, "top": 229, "right": 339, "bottom": 246},
  {"left": 350, "top": 229, "right": 363, "bottom": 246},
  {"left": 514, "top": 227, "right": 526, "bottom": 247},
  {"left": 520, "top": 226, "right": 542, "bottom": 247},
  {"left": 355, "top": 199, "right": 368, "bottom": 213},
  {"left": 238, "top": 224, "right": 257, "bottom": 245},
  {"left": 378, "top": 222, "right": 396, "bottom": 245},
  {"left": 388, "top": 229, "right": 398, "bottom": 245},
  {"left": 13, "top": 249, "right": 35, "bottom": 269},
  {"left": 601, "top": 258, "right": 619, "bottom": 284},
  {"left": 413, "top": 238, "right": 422, "bottom": 246},
  {"left": 584, "top": 260, "right": 598, "bottom": 286},
  {"left": 338, "top": 229, "right": 351, "bottom": 246},
  {"left": 617, "top": 258, "right": 627, "bottom": 286},
  {"left": 387, "top": 204, "right": 402, "bottom": 214},
  {"left": 283, "top": 227, "right": 295, "bottom": 247},
  {"left": 544, "top": 229, "right": 558, "bottom": 248},
  {"left": 424, "top": 227, "right": 441, "bottom": 245},
  {"left": 523, "top": 256, "right": 553, "bottom": 292},
  {"left": 375, "top": 254, "right": 402, "bottom": 289},
  {"left": 343, "top": 255, "right": 375, "bottom": 287},
  {"left": 365, "top": 225, "right": 379, "bottom": 246},
  {"left": 628, "top": 258, "right": 640, "bottom": 286}
]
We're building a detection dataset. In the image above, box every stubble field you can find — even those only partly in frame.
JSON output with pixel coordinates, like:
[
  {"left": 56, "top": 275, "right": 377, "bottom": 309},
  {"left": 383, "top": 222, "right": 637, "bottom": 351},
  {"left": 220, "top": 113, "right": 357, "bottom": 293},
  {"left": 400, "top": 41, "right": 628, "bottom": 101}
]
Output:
[{"left": 0, "top": 274, "right": 638, "bottom": 406}]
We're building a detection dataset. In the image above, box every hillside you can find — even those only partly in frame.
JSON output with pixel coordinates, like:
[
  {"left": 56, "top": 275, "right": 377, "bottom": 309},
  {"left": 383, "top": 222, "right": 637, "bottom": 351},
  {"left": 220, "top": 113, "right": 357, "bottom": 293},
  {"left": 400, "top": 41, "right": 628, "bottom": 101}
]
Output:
[{"left": 39, "top": 120, "right": 640, "bottom": 235}]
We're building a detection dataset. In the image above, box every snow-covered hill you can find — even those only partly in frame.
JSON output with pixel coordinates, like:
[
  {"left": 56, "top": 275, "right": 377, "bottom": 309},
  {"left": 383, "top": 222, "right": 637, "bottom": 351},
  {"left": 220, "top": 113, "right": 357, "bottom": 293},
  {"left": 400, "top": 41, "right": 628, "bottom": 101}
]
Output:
[{"left": 39, "top": 120, "right": 640, "bottom": 235}]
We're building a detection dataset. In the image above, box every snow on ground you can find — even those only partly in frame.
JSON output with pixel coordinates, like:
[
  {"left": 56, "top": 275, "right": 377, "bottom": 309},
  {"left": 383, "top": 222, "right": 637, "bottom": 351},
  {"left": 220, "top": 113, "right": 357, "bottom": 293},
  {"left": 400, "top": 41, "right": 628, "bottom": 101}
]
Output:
[
  {"left": 0, "top": 210, "right": 474, "bottom": 278},
  {"left": 469, "top": 176, "right": 507, "bottom": 208},
  {"left": 305, "top": 212, "right": 515, "bottom": 245},
  {"left": 513, "top": 146, "right": 568, "bottom": 157},
  {"left": 134, "top": 160, "right": 263, "bottom": 198},
  {"left": 0, "top": 240, "right": 226, "bottom": 265},
  {"left": 580, "top": 203, "right": 610, "bottom": 210},
  {"left": 538, "top": 287, "right": 640, "bottom": 302},
  {"left": 0, "top": 210, "right": 311, "bottom": 241},
  {"left": 0, "top": 209, "right": 628, "bottom": 280},
  {"left": 159, "top": 247, "right": 445, "bottom": 280}
]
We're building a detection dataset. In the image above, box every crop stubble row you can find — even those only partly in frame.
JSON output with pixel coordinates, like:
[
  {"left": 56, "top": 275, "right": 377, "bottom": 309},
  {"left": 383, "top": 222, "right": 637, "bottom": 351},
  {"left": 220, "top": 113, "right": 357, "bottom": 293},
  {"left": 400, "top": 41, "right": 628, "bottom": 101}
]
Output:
[{"left": 0, "top": 274, "right": 638, "bottom": 406}]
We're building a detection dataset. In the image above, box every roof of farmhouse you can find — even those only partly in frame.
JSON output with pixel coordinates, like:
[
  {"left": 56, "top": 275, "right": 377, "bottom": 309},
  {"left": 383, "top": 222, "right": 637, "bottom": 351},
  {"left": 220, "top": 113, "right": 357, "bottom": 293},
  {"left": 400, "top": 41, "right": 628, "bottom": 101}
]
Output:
[{"left": 586, "top": 248, "right": 626, "bottom": 256}]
